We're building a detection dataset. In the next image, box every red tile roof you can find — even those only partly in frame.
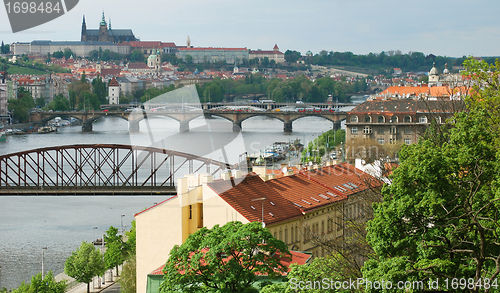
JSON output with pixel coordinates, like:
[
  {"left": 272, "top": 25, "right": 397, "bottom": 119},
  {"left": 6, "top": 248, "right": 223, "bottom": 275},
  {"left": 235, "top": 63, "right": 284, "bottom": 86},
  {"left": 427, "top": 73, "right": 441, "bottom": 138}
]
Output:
[
  {"left": 109, "top": 76, "right": 119, "bottom": 87},
  {"left": 128, "top": 63, "right": 150, "bottom": 69},
  {"left": 208, "top": 173, "right": 303, "bottom": 225},
  {"left": 266, "top": 173, "right": 347, "bottom": 212}
]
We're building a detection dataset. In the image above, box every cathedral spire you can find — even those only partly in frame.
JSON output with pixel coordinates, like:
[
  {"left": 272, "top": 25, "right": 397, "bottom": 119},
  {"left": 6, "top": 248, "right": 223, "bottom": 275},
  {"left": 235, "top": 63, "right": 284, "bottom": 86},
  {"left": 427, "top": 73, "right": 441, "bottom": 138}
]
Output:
[
  {"left": 82, "top": 15, "right": 86, "bottom": 25},
  {"left": 109, "top": 18, "right": 111, "bottom": 30},
  {"left": 100, "top": 11, "right": 107, "bottom": 26}
]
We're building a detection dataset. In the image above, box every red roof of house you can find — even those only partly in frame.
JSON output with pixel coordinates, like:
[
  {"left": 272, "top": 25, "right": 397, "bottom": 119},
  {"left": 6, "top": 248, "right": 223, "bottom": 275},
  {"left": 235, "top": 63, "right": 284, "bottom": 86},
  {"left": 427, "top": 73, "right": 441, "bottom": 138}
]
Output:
[
  {"left": 109, "top": 76, "right": 119, "bottom": 87},
  {"left": 208, "top": 173, "right": 303, "bottom": 225},
  {"left": 300, "top": 163, "right": 378, "bottom": 197},
  {"left": 134, "top": 195, "right": 178, "bottom": 217},
  {"left": 128, "top": 63, "right": 150, "bottom": 69},
  {"left": 149, "top": 250, "right": 311, "bottom": 276},
  {"left": 101, "top": 68, "right": 121, "bottom": 76},
  {"left": 266, "top": 173, "right": 347, "bottom": 212}
]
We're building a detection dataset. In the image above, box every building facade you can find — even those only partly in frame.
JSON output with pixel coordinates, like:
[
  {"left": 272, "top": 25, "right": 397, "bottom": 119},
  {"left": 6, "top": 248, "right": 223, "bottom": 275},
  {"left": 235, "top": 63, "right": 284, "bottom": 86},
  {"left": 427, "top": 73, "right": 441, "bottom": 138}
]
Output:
[
  {"left": 176, "top": 47, "right": 249, "bottom": 64},
  {"left": 249, "top": 44, "right": 285, "bottom": 64},
  {"left": 11, "top": 41, "right": 131, "bottom": 58},
  {"left": 346, "top": 99, "right": 466, "bottom": 146}
]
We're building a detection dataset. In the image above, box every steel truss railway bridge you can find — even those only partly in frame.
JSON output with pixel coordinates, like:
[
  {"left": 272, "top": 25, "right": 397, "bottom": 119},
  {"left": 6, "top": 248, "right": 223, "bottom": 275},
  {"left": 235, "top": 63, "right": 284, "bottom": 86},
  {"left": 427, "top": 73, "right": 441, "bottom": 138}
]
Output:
[
  {"left": 0, "top": 144, "right": 232, "bottom": 195},
  {"left": 30, "top": 102, "right": 351, "bottom": 132}
]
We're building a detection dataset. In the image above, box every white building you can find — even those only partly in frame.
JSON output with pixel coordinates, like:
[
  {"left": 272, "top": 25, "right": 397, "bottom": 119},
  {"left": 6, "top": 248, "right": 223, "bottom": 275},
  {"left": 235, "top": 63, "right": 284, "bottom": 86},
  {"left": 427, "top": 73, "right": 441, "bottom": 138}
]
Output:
[{"left": 108, "top": 76, "right": 120, "bottom": 104}]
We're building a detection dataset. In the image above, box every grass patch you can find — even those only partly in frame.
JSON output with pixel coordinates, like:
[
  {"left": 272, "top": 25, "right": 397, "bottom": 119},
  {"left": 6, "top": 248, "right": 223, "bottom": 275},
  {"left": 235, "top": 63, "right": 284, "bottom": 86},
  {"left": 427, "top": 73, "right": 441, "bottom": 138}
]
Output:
[{"left": 7, "top": 65, "right": 48, "bottom": 75}]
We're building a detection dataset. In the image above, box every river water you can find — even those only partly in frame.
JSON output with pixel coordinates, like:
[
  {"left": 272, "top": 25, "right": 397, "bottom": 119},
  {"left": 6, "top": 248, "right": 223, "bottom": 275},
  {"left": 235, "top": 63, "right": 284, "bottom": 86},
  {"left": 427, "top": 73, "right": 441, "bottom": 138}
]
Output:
[{"left": 0, "top": 115, "right": 337, "bottom": 290}]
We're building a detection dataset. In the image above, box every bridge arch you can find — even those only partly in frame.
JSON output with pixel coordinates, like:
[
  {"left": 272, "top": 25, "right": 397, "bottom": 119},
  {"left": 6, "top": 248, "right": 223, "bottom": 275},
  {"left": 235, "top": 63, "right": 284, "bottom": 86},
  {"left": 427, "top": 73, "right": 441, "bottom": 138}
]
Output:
[{"left": 0, "top": 144, "right": 230, "bottom": 195}]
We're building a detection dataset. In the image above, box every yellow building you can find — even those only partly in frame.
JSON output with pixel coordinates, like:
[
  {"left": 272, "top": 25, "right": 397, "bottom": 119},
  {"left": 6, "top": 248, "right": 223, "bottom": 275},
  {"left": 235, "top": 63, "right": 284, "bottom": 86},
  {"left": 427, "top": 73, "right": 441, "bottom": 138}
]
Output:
[{"left": 135, "top": 163, "right": 377, "bottom": 293}]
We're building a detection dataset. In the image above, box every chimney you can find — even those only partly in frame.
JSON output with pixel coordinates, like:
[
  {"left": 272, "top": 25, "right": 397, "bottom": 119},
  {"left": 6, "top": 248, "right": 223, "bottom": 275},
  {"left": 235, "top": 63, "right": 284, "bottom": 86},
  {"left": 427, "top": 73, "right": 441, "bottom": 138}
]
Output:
[
  {"left": 233, "top": 170, "right": 242, "bottom": 179},
  {"left": 295, "top": 163, "right": 303, "bottom": 171},
  {"left": 177, "top": 177, "right": 188, "bottom": 196},
  {"left": 221, "top": 172, "right": 231, "bottom": 181},
  {"left": 201, "top": 174, "right": 213, "bottom": 185},
  {"left": 252, "top": 166, "right": 267, "bottom": 181},
  {"left": 285, "top": 169, "right": 295, "bottom": 176},
  {"left": 267, "top": 173, "right": 276, "bottom": 180}
]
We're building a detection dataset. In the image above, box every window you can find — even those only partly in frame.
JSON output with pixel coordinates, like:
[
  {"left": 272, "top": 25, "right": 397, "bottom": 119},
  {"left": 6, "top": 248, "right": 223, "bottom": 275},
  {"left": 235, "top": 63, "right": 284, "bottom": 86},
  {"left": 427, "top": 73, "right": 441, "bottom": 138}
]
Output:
[
  {"left": 291, "top": 228, "right": 294, "bottom": 243},
  {"left": 405, "top": 138, "right": 411, "bottom": 145},
  {"left": 279, "top": 230, "right": 282, "bottom": 241},
  {"left": 404, "top": 116, "right": 412, "bottom": 123},
  {"left": 285, "top": 229, "right": 288, "bottom": 243},
  {"left": 404, "top": 127, "right": 412, "bottom": 134},
  {"left": 363, "top": 126, "right": 372, "bottom": 134},
  {"left": 419, "top": 116, "right": 428, "bottom": 123},
  {"left": 351, "top": 127, "right": 358, "bottom": 134},
  {"left": 377, "top": 115, "right": 385, "bottom": 123},
  {"left": 435, "top": 116, "right": 442, "bottom": 124},
  {"left": 321, "top": 221, "right": 324, "bottom": 234},
  {"left": 390, "top": 138, "right": 397, "bottom": 144},
  {"left": 295, "top": 226, "right": 298, "bottom": 242},
  {"left": 377, "top": 138, "right": 385, "bottom": 145},
  {"left": 390, "top": 126, "right": 397, "bottom": 134},
  {"left": 390, "top": 116, "right": 399, "bottom": 123},
  {"left": 377, "top": 128, "right": 385, "bottom": 134},
  {"left": 364, "top": 116, "right": 372, "bottom": 123},
  {"left": 189, "top": 205, "right": 192, "bottom": 219},
  {"left": 337, "top": 216, "right": 342, "bottom": 231},
  {"left": 350, "top": 115, "right": 358, "bottom": 122}
]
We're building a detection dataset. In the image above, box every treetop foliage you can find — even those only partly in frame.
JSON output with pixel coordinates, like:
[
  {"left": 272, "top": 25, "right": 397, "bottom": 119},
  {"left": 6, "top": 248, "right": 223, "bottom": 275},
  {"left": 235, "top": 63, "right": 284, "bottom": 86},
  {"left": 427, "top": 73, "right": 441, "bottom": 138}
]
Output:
[{"left": 160, "top": 221, "right": 291, "bottom": 293}]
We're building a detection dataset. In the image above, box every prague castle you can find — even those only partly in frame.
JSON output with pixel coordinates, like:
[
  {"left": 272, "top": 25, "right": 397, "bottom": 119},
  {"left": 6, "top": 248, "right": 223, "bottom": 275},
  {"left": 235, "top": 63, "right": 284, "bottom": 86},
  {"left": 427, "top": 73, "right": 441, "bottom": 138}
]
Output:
[{"left": 81, "top": 12, "right": 137, "bottom": 43}]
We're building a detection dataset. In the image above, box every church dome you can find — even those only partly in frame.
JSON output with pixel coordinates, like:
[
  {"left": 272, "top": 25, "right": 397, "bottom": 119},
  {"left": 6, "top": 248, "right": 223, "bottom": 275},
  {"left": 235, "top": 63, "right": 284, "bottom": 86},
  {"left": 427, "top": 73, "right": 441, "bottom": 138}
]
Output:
[
  {"left": 429, "top": 62, "right": 438, "bottom": 75},
  {"left": 443, "top": 63, "right": 450, "bottom": 74}
]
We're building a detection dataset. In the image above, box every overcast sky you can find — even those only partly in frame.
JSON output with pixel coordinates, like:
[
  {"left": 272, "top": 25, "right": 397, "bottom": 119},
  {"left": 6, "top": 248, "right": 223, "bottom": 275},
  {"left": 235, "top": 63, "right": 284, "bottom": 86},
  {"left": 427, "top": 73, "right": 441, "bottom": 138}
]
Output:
[{"left": 1, "top": 0, "right": 499, "bottom": 57}]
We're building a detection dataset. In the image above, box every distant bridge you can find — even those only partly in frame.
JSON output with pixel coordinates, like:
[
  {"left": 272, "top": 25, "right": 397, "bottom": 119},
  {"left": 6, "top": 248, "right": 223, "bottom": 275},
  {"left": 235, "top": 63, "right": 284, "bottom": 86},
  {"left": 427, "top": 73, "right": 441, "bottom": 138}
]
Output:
[
  {"left": 0, "top": 144, "right": 230, "bottom": 195},
  {"left": 30, "top": 103, "right": 352, "bottom": 132}
]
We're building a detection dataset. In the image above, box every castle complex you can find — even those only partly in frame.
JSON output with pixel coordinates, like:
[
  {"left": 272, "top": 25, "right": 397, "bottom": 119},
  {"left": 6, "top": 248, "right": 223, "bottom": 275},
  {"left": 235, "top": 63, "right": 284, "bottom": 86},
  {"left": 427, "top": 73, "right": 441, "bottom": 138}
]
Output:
[{"left": 81, "top": 12, "right": 137, "bottom": 43}]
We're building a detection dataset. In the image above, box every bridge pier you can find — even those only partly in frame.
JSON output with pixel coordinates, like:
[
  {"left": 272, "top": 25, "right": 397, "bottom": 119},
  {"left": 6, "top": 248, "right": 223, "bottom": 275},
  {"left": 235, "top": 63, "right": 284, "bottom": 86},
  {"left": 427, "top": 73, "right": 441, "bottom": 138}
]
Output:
[
  {"left": 233, "top": 121, "right": 242, "bottom": 132},
  {"left": 333, "top": 121, "right": 341, "bottom": 131},
  {"left": 284, "top": 121, "right": 292, "bottom": 133},
  {"left": 82, "top": 121, "right": 93, "bottom": 132},
  {"left": 129, "top": 121, "right": 140, "bottom": 132},
  {"left": 180, "top": 121, "right": 189, "bottom": 132}
]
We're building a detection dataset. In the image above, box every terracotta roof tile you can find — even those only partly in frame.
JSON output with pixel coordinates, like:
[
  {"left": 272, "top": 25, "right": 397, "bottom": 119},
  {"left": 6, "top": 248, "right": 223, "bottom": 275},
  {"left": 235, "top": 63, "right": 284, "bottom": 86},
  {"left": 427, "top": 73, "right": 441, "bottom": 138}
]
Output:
[{"left": 208, "top": 173, "right": 303, "bottom": 225}]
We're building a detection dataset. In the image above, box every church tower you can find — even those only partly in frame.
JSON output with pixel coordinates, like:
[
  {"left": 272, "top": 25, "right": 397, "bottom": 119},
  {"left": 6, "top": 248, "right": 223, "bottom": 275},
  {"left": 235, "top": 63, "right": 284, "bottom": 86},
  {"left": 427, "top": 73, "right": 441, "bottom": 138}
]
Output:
[
  {"left": 98, "top": 12, "right": 108, "bottom": 42},
  {"left": 187, "top": 36, "right": 191, "bottom": 48},
  {"left": 81, "top": 15, "right": 87, "bottom": 41}
]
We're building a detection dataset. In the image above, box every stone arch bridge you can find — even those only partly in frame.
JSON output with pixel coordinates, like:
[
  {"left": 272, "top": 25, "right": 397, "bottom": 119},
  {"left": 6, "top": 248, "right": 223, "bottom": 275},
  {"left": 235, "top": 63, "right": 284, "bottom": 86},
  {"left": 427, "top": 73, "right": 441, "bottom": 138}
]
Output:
[{"left": 30, "top": 109, "right": 347, "bottom": 132}]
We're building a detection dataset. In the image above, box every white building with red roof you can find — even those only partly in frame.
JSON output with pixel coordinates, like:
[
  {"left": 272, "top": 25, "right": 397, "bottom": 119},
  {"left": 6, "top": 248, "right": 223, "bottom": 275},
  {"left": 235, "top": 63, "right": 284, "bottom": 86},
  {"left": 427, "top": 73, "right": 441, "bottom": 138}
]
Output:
[{"left": 249, "top": 44, "right": 285, "bottom": 64}]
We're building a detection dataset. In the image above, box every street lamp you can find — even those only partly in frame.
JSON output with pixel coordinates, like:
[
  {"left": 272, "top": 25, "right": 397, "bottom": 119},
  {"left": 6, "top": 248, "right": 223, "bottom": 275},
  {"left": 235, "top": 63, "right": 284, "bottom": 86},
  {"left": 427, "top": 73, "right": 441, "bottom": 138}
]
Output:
[
  {"left": 252, "top": 197, "right": 266, "bottom": 228},
  {"left": 93, "top": 226, "right": 98, "bottom": 243},
  {"left": 42, "top": 247, "right": 48, "bottom": 278},
  {"left": 121, "top": 214, "right": 125, "bottom": 235}
]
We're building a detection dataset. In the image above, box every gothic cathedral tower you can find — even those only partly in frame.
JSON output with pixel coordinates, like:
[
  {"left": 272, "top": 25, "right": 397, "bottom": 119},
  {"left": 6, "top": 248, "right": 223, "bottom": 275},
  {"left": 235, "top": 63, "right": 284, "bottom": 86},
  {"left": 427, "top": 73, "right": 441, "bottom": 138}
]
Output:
[
  {"left": 98, "top": 12, "right": 108, "bottom": 42},
  {"left": 81, "top": 15, "right": 87, "bottom": 41}
]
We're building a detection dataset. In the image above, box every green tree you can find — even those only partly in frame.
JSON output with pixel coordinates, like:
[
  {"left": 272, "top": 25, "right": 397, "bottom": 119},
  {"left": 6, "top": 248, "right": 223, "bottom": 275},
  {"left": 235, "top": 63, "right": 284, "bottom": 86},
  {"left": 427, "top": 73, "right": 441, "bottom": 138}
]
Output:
[
  {"left": 118, "top": 256, "right": 136, "bottom": 293},
  {"left": 129, "top": 50, "right": 145, "bottom": 63},
  {"left": 35, "top": 97, "right": 46, "bottom": 108},
  {"left": 63, "top": 48, "right": 73, "bottom": 59},
  {"left": 64, "top": 241, "right": 106, "bottom": 293},
  {"left": 12, "top": 271, "right": 67, "bottom": 293},
  {"left": 125, "top": 220, "right": 136, "bottom": 256},
  {"left": 284, "top": 50, "right": 302, "bottom": 64},
  {"left": 8, "top": 87, "right": 34, "bottom": 123},
  {"left": 92, "top": 75, "right": 107, "bottom": 104},
  {"left": 45, "top": 94, "right": 70, "bottom": 111},
  {"left": 104, "top": 226, "right": 126, "bottom": 276},
  {"left": 53, "top": 51, "right": 64, "bottom": 59},
  {"left": 363, "top": 107, "right": 500, "bottom": 292},
  {"left": 159, "top": 221, "right": 291, "bottom": 293}
]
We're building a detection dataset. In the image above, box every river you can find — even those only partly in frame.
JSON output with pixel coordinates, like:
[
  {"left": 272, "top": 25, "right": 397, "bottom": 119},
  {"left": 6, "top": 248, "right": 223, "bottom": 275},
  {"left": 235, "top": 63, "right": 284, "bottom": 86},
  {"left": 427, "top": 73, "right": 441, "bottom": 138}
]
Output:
[{"left": 0, "top": 115, "right": 338, "bottom": 290}]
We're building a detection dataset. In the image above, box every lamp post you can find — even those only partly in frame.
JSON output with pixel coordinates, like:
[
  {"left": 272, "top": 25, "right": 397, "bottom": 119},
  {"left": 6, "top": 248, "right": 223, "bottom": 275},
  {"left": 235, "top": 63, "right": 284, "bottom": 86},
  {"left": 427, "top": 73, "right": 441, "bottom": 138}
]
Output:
[
  {"left": 93, "top": 226, "right": 98, "bottom": 243},
  {"left": 42, "top": 247, "right": 47, "bottom": 278},
  {"left": 252, "top": 197, "right": 266, "bottom": 228},
  {"left": 121, "top": 214, "right": 125, "bottom": 235}
]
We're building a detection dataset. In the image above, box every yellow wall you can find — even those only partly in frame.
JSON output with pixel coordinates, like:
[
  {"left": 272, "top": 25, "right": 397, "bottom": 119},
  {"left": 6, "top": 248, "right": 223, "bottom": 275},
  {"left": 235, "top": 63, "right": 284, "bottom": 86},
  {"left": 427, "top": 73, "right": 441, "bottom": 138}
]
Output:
[
  {"left": 136, "top": 196, "right": 183, "bottom": 293},
  {"left": 202, "top": 184, "right": 250, "bottom": 229}
]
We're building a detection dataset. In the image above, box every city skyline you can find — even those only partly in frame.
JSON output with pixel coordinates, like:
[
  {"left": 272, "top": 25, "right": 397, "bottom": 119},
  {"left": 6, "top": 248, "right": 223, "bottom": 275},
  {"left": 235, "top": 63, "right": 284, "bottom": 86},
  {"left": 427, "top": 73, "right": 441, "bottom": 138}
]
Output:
[{"left": 0, "top": 0, "right": 499, "bottom": 57}]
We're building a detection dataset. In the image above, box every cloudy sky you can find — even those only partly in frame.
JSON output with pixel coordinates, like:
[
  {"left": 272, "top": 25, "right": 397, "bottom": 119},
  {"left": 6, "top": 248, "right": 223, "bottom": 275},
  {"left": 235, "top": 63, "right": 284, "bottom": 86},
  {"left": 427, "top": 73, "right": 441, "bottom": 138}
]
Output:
[{"left": 1, "top": 0, "right": 499, "bottom": 57}]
